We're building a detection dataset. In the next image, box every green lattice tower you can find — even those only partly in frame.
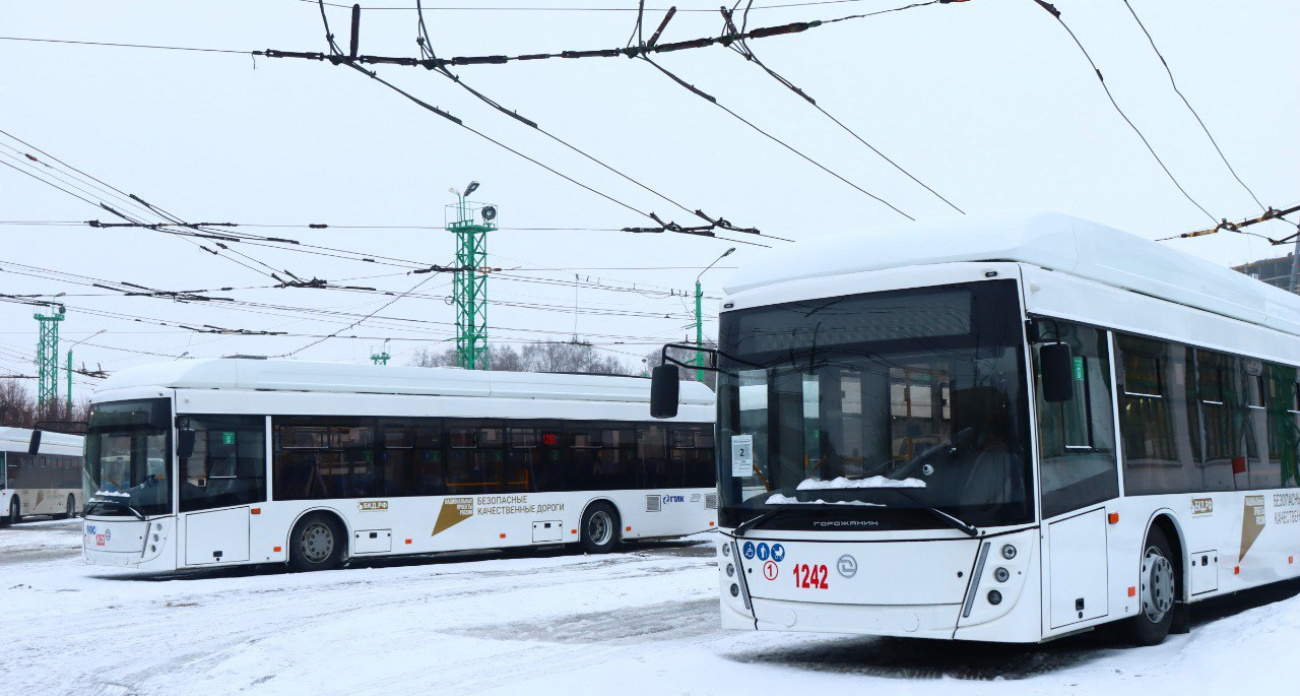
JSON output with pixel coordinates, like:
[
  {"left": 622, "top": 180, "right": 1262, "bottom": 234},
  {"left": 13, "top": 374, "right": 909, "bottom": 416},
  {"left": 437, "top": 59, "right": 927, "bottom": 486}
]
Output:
[
  {"left": 34, "top": 307, "right": 64, "bottom": 409},
  {"left": 447, "top": 194, "right": 496, "bottom": 370}
]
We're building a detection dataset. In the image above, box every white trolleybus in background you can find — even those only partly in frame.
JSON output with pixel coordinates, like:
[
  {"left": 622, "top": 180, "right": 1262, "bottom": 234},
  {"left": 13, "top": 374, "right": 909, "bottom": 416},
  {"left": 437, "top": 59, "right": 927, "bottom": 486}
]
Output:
[
  {"left": 1, "top": 427, "right": 83, "bottom": 525},
  {"left": 651, "top": 212, "right": 1300, "bottom": 646},
  {"left": 80, "top": 361, "right": 716, "bottom": 572}
]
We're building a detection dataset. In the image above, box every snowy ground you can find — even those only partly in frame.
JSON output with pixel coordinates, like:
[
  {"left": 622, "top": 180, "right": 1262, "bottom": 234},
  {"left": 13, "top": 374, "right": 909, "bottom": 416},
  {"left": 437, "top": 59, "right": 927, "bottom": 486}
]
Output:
[{"left": 2, "top": 520, "right": 1298, "bottom": 696}]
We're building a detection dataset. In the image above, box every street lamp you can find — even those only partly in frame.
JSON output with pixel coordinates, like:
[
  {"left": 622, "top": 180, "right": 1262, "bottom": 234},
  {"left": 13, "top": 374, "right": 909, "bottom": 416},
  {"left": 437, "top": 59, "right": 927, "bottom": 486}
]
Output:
[
  {"left": 694, "top": 247, "right": 735, "bottom": 382},
  {"left": 65, "top": 329, "right": 105, "bottom": 415}
]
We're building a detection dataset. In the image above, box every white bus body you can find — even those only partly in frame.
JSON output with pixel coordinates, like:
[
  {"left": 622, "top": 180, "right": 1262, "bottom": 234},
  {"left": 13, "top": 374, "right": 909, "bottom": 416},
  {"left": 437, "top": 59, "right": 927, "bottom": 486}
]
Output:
[
  {"left": 81, "top": 361, "right": 716, "bottom": 572},
  {"left": 705, "top": 212, "right": 1300, "bottom": 644},
  {"left": 1, "top": 427, "right": 83, "bottom": 524}
]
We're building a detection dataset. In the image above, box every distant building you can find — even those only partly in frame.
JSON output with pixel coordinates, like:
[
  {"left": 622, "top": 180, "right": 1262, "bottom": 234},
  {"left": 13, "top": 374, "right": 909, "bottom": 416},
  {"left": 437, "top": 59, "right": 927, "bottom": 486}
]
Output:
[{"left": 1233, "top": 252, "right": 1298, "bottom": 294}]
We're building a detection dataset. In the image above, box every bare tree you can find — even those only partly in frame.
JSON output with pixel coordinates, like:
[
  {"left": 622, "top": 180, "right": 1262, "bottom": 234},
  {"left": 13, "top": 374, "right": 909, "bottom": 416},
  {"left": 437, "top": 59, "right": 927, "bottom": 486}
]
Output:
[
  {"left": 408, "top": 342, "right": 631, "bottom": 376},
  {"left": 0, "top": 379, "right": 89, "bottom": 431}
]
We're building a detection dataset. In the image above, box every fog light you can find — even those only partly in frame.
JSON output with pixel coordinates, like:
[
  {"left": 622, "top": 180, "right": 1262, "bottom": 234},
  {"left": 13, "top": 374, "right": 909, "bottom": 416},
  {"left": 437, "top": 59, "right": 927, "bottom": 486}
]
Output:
[
  {"left": 155, "top": 523, "right": 163, "bottom": 531},
  {"left": 153, "top": 534, "right": 160, "bottom": 542},
  {"left": 730, "top": 584, "right": 740, "bottom": 597},
  {"left": 988, "top": 590, "right": 1003, "bottom": 605},
  {"left": 994, "top": 567, "right": 1010, "bottom": 583},
  {"left": 726, "top": 563, "right": 735, "bottom": 577},
  {"left": 150, "top": 545, "right": 157, "bottom": 553},
  {"left": 1001, "top": 544, "right": 1017, "bottom": 560}
]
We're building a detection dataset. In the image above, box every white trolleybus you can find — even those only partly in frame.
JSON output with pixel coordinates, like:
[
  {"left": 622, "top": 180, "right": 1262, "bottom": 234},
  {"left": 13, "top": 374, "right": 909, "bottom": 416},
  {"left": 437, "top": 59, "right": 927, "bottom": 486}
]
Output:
[
  {"left": 81, "top": 360, "right": 716, "bottom": 572},
  {"left": 651, "top": 212, "right": 1300, "bottom": 645},
  {"left": 2, "top": 427, "right": 83, "bottom": 525}
]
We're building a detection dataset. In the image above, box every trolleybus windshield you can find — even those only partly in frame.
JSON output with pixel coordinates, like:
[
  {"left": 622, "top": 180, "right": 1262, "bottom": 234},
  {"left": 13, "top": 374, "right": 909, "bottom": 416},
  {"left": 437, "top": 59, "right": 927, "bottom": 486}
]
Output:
[
  {"left": 716, "top": 280, "right": 1033, "bottom": 531},
  {"left": 83, "top": 398, "right": 172, "bottom": 518}
]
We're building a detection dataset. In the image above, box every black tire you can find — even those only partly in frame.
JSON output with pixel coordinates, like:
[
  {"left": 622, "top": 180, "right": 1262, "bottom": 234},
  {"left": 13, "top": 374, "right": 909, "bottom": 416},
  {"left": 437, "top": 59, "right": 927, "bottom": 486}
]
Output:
[
  {"left": 288, "top": 513, "right": 346, "bottom": 572},
  {"left": 6, "top": 498, "right": 21, "bottom": 526},
  {"left": 579, "top": 501, "right": 620, "bottom": 555},
  {"left": 56, "top": 494, "right": 75, "bottom": 520},
  {"left": 1123, "top": 526, "right": 1178, "bottom": 646}
]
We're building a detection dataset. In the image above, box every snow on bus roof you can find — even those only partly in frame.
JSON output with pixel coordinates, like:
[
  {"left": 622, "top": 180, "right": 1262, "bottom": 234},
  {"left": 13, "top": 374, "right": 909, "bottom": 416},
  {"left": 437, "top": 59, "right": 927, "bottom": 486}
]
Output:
[
  {"left": 726, "top": 211, "right": 1300, "bottom": 337},
  {"left": 0, "top": 427, "right": 83, "bottom": 451},
  {"left": 93, "top": 359, "right": 717, "bottom": 406}
]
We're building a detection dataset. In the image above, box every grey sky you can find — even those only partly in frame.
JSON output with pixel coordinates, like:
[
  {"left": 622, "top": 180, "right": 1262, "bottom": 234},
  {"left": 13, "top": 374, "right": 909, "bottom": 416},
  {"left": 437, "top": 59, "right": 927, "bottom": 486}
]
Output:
[{"left": 1, "top": 0, "right": 1296, "bottom": 401}]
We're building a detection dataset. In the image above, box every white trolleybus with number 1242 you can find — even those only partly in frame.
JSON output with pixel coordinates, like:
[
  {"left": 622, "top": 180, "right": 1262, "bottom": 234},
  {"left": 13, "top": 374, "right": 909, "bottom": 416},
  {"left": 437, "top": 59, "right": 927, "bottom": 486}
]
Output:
[
  {"left": 81, "top": 360, "right": 716, "bottom": 572},
  {"left": 2, "top": 427, "right": 83, "bottom": 525},
  {"left": 651, "top": 212, "right": 1300, "bottom": 645}
]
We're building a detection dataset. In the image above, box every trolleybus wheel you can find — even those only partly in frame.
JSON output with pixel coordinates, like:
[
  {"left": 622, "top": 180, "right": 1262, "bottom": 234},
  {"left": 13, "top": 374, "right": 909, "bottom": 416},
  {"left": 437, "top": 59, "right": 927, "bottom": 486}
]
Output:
[
  {"left": 1124, "top": 526, "right": 1177, "bottom": 646},
  {"left": 579, "top": 502, "right": 619, "bottom": 555},
  {"left": 57, "top": 494, "right": 76, "bottom": 520},
  {"left": 288, "top": 513, "right": 345, "bottom": 572},
  {"left": 7, "top": 498, "right": 20, "bottom": 526}
]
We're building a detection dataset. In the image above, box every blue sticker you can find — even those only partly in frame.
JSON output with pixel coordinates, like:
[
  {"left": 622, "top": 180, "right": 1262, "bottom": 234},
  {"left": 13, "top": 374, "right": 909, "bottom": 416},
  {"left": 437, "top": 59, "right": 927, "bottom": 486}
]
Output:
[
  {"left": 742, "top": 541, "right": 756, "bottom": 560},
  {"left": 756, "top": 543, "right": 771, "bottom": 561},
  {"left": 771, "top": 543, "right": 786, "bottom": 563}
]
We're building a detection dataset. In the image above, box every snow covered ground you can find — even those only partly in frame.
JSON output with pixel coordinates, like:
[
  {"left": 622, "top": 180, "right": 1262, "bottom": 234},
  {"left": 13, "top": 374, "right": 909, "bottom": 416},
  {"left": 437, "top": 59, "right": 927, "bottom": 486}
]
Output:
[{"left": 2, "top": 520, "right": 1298, "bottom": 696}]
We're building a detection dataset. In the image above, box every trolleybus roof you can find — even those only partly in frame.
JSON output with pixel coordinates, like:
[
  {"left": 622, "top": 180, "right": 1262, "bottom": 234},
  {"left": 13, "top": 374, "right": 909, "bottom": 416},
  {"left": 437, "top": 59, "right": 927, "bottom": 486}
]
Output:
[
  {"left": 92, "top": 359, "right": 717, "bottom": 405},
  {"left": 726, "top": 211, "right": 1300, "bottom": 337}
]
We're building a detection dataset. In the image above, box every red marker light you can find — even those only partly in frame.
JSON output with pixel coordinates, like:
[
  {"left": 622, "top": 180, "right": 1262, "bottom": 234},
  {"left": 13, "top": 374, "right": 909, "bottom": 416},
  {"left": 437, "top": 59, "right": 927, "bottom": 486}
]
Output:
[
  {"left": 1107, "top": 512, "right": 1119, "bottom": 524},
  {"left": 1127, "top": 586, "right": 1136, "bottom": 597}
]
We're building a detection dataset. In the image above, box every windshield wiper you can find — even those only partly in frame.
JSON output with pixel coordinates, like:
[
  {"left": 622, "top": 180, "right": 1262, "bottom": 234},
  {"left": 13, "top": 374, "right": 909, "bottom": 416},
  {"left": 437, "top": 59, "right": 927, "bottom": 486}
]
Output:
[
  {"left": 87, "top": 497, "right": 147, "bottom": 520},
  {"left": 885, "top": 488, "right": 980, "bottom": 537},
  {"left": 734, "top": 504, "right": 805, "bottom": 537}
]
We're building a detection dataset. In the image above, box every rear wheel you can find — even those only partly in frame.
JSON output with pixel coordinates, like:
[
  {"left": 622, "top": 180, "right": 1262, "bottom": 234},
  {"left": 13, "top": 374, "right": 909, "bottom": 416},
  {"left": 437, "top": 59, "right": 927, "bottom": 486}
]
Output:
[
  {"left": 1123, "top": 526, "right": 1177, "bottom": 646},
  {"left": 6, "top": 498, "right": 20, "bottom": 526},
  {"left": 288, "top": 513, "right": 345, "bottom": 572},
  {"left": 56, "top": 494, "right": 76, "bottom": 520},
  {"left": 579, "top": 502, "right": 619, "bottom": 554}
]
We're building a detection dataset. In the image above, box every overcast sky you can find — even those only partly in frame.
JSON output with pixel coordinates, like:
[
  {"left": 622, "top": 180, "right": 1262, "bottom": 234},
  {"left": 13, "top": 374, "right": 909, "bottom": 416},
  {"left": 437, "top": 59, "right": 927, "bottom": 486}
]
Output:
[{"left": 1, "top": 0, "right": 1296, "bottom": 401}]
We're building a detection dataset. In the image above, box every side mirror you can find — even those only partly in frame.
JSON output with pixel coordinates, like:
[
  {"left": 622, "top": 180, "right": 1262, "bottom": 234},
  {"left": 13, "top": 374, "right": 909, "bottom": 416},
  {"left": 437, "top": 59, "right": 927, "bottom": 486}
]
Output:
[
  {"left": 177, "top": 429, "right": 197, "bottom": 459},
  {"left": 650, "top": 364, "right": 680, "bottom": 419},
  {"left": 27, "top": 430, "right": 42, "bottom": 456},
  {"left": 1040, "top": 343, "right": 1075, "bottom": 403}
]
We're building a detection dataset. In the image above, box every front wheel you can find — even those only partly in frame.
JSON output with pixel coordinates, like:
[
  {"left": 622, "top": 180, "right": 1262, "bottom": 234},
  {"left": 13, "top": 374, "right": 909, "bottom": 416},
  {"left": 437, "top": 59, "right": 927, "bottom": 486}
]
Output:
[
  {"left": 1123, "top": 526, "right": 1178, "bottom": 646},
  {"left": 579, "top": 502, "right": 620, "bottom": 555},
  {"left": 288, "top": 513, "right": 345, "bottom": 572}
]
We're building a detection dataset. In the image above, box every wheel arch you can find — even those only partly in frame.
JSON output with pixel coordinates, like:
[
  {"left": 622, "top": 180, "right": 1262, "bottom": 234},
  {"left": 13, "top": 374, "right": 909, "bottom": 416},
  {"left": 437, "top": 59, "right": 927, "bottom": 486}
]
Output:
[
  {"left": 285, "top": 505, "right": 352, "bottom": 561},
  {"left": 1145, "top": 509, "right": 1188, "bottom": 602}
]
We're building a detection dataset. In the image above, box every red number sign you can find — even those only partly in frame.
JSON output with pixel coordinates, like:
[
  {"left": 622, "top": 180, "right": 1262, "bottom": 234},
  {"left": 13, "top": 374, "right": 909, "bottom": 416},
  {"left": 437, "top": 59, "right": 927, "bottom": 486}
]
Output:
[{"left": 793, "top": 563, "right": 829, "bottom": 589}]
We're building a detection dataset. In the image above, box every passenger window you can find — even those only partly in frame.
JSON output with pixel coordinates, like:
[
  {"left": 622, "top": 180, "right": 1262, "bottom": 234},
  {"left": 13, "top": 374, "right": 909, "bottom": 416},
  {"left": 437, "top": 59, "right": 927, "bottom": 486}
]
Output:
[
  {"left": 1033, "top": 322, "right": 1118, "bottom": 518},
  {"left": 180, "top": 415, "right": 267, "bottom": 512},
  {"left": 1117, "top": 335, "right": 1202, "bottom": 495}
]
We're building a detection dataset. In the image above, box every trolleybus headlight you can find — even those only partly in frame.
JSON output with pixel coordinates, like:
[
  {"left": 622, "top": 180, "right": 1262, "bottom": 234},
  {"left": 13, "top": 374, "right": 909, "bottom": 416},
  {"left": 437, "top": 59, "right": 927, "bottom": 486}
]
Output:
[
  {"left": 987, "top": 590, "right": 1003, "bottom": 605},
  {"left": 722, "top": 543, "right": 731, "bottom": 557},
  {"left": 730, "top": 584, "right": 740, "bottom": 598},
  {"left": 1001, "top": 544, "right": 1017, "bottom": 560},
  {"left": 726, "top": 564, "right": 735, "bottom": 577},
  {"left": 994, "top": 567, "right": 1010, "bottom": 583}
]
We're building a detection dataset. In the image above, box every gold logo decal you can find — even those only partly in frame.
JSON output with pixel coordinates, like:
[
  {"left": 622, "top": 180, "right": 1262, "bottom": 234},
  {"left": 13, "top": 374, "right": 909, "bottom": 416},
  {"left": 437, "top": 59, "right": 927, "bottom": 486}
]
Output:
[
  {"left": 433, "top": 497, "right": 474, "bottom": 536},
  {"left": 358, "top": 501, "right": 388, "bottom": 512},
  {"left": 1239, "top": 495, "right": 1265, "bottom": 563},
  {"left": 1192, "top": 498, "right": 1213, "bottom": 516}
]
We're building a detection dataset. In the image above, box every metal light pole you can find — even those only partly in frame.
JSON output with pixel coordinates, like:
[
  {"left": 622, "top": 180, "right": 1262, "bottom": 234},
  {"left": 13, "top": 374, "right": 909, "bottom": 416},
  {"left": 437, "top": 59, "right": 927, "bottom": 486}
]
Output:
[
  {"left": 34, "top": 305, "right": 64, "bottom": 411},
  {"left": 446, "top": 181, "right": 496, "bottom": 370},
  {"left": 64, "top": 329, "right": 105, "bottom": 416},
  {"left": 695, "top": 248, "right": 735, "bottom": 382}
]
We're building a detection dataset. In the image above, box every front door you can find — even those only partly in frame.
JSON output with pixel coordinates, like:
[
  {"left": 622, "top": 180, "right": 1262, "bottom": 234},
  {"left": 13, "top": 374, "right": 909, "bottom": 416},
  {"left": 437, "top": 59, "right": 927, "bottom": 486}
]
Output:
[{"left": 184, "top": 507, "right": 250, "bottom": 565}]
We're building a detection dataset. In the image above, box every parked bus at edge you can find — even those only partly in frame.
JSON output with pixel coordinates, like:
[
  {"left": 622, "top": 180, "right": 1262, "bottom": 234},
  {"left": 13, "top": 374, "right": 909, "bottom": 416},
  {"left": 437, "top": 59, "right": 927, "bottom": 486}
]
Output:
[
  {"left": 1, "top": 427, "right": 83, "bottom": 525},
  {"left": 81, "top": 361, "right": 716, "bottom": 572},
  {"left": 651, "top": 212, "right": 1300, "bottom": 645}
]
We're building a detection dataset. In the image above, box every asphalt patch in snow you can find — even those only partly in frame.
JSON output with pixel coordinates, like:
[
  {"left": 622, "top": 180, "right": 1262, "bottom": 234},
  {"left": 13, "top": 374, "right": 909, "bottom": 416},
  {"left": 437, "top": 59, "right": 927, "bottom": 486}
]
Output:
[{"left": 452, "top": 598, "right": 719, "bottom": 645}]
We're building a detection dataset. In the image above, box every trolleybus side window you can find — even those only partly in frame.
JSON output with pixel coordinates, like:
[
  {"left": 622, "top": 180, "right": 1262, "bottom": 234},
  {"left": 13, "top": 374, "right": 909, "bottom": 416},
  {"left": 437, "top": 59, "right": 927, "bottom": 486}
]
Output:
[
  {"left": 446, "top": 423, "right": 504, "bottom": 492},
  {"left": 1266, "top": 365, "right": 1300, "bottom": 488},
  {"left": 1032, "top": 323, "right": 1118, "bottom": 519},
  {"left": 1117, "top": 335, "right": 1202, "bottom": 495},
  {"left": 180, "top": 415, "right": 267, "bottom": 512},
  {"left": 639, "top": 424, "right": 674, "bottom": 488}
]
